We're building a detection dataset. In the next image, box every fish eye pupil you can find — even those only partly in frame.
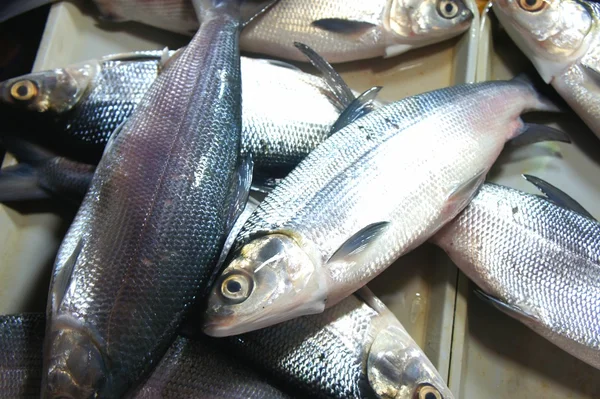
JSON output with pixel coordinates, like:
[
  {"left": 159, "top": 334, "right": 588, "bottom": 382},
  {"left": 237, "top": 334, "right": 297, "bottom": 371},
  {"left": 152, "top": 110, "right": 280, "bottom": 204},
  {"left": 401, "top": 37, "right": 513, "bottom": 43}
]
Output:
[
  {"left": 425, "top": 393, "right": 437, "bottom": 399},
  {"left": 16, "top": 85, "right": 28, "bottom": 97},
  {"left": 445, "top": 3, "right": 454, "bottom": 12},
  {"left": 227, "top": 280, "right": 242, "bottom": 293},
  {"left": 526, "top": 0, "right": 536, "bottom": 5}
]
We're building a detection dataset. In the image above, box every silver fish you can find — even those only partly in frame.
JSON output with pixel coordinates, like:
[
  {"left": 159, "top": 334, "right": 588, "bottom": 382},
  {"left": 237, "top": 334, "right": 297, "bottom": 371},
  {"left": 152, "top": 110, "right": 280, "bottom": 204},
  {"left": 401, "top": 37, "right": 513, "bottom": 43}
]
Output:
[
  {"left": 492, "top": 0, "right": 600, "bottom": 138},
  {"left": 431, "top": 180, "right": 600, "bottom": 370},
  {"left": 203, "top": 76, "right": 559, "bottom": 337},
  {"left": 42, "top": 0, "right": 277, "bottom": 397},
  {"left": 0, "top": 314, "right": 290, "bottom": 399},
  {"left": 91, "top": 0, "right": 474, "bottom": 63},
  {"left": 221, "top": 288, "right": 454, "bottom": 399},
  {"left": 0, "top": 52, "right": 343, "bottom": 175}
]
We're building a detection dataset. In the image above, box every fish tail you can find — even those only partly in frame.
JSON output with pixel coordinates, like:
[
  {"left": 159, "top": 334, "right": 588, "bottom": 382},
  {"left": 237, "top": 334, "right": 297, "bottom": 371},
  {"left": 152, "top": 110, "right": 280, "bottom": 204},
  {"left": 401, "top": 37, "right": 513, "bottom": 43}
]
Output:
[
  {"left": 0, "top": 0, "right": 55, "bottom": 23},
  {"left": 511, "top": 73, "right": 563, "bottom": 113},
  {"left": 192, "top": 0, "right": 280, "bottom": 26}
]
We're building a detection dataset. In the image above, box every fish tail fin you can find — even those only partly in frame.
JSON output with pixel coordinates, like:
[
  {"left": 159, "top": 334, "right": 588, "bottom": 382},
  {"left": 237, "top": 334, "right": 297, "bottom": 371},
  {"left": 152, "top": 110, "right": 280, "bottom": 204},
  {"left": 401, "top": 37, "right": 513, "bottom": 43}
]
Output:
[
  {"left": 0, "top": 136, "right": 54, "bottom": 166},
  {"left": 0, "top": 0, "right": 55, "bottom": 23},
  {"left": 192, "top": 0, "right": 280, "bottom": 27},
  {"left": 511, "top": 73, "right": 563, "bottom": 113},
  {"left": 0, "top": 164, "right": 49, "bottom": 202}
]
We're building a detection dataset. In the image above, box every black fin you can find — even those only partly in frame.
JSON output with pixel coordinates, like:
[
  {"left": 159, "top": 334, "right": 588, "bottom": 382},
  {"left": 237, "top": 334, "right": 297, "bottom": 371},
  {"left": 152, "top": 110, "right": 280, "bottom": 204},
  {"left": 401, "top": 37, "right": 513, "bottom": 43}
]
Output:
[
  {"left": 0, "top": 164, "right": 49, "bottom": 202},
  {"left": 327, "top": 222, "right": 390, "bottom": 264},
  {"left": 330, "top": 86, "right": 382, "bottom": 134},
  {"left": 507, "top": 123, "right": 570, "bottom": 149},
  {"left": 294, "top": 42, "right": 354, "bottom": 110},
  {"left": 0, "top": 136, "right": 53, "bottom": 166},
  {"left": 582, "top": 63, "right": 600, "bottom": 86},
  {"left": 312, "top": 18, "right": 377, "bottom": 35},
  {"left": 474, "top": 289, "right": 539, "bottom": 323},
  {"left": 522, "top": 175, "right": 595, "bottom": 220},
  {"left": 0, "top": 0, "right": 54, "bottom": 23}
]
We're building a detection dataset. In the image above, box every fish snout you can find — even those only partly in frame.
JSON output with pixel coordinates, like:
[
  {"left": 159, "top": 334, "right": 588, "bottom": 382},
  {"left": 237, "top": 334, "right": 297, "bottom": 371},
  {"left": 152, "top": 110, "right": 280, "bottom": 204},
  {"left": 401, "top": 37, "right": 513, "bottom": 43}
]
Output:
[{"left": 44, "top": 327, "right": 108, "bottom": 399}]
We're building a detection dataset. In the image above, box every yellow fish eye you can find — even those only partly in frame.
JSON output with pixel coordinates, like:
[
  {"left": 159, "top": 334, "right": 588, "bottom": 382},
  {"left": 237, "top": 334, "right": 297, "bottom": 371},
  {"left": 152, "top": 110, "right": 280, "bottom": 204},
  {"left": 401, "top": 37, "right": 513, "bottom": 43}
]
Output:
[
  {"left": 437, "top": 0, "right": 460, "bottom": 19},
  {"left": 416, "top": 384, "right": 442, "bottom": 399},
  {"left": 10, "top": 80, "right": 38, "bottom": 102},
  {"left": 518, "top": 0, "right": 547, "bottom": 12}
]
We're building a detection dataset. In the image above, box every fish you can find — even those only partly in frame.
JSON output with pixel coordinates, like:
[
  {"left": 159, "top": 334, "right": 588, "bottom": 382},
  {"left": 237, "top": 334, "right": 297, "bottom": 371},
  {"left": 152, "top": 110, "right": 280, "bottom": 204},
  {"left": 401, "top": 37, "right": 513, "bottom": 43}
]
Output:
[
  {"left": 431, "top": 178, "right": 600, "bottom": 370},
  {"left": 0, "top": 52, "right": 345, "bottom": 176},
  {"left": 2, "top": 0, "right": 474, "bottom": 63},
  {"left": 215, "top": 288, "right": 455, "bottom": 399},
  {"left": 0, "top": 314, "right": 290, "bottom": 399},
  {"left": 203, "top": 75, "right": 563, "bottom": 337},
  {"left": 492, "top": 0, "right": 600, "bottom": 138},
  {"left": 42, "top": 0, "right": 278, "bottom": 397}
]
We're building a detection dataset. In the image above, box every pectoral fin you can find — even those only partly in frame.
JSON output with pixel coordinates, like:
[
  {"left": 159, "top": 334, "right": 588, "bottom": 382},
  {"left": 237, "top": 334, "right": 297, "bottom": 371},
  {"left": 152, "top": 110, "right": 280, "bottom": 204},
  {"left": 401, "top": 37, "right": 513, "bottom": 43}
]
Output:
[
  {"left": 312, "top": 18, "right": 377, "bottom": 35},
  {"left": 51, "top": 238, "right": 84, "bottom": 313},
  {"left": 474, "top": 289, "right": 540, "bottom": 324},
  {"left": 327, "top": 222, "right": 390, "bottom": 265}
]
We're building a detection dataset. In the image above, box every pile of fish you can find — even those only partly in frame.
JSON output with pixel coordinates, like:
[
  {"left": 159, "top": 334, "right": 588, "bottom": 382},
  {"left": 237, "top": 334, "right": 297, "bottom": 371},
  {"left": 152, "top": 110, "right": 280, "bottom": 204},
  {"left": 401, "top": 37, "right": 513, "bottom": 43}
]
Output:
[{"left": 0, "top": 0, "right": 598, "bottom": 397}]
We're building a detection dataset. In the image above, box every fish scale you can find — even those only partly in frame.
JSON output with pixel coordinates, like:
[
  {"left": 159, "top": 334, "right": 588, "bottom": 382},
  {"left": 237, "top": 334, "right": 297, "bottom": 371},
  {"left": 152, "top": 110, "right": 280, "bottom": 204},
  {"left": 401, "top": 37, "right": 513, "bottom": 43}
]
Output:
[
  {"left": 0, "top": 315, "right": 291, "bottom": 399},
  {"left": 43, "top": 1, "right": 249, "bottom": 396},
  {"left": 432, "top": 183, "right": 600, "bottom": 369},
  {"left": 204, "top": 77, "right": 558, "bottom": 338}
]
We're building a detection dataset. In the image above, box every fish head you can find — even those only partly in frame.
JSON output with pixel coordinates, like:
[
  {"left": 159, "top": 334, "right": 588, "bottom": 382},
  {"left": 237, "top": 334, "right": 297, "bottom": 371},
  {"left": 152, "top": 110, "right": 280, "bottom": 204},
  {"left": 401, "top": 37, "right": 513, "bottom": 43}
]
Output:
[
  {"left": 0, "top": 61, "right": 99, "bottom": 115},
  {"left": 203, "top": 233, "right": 328, "bottom": 337},
  {"left": 368, "top": 325, "right": 454, "bottom": 399},
  {"left": 385, "top": 0, "right": 473, "bottom": 55},
  {"left": 43, "top": 324, "right": 110, "bottom": 399},
  {"left": 492, "top": 0, "right": 593, "bottom": 83}
]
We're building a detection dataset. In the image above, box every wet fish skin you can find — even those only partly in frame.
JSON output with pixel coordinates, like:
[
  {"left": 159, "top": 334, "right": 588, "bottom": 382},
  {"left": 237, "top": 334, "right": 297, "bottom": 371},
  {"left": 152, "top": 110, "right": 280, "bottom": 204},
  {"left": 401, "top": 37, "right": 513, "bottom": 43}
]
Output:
[
  {"left": 0, "top": 53, "right": 343, "bottom": 175},
  {"left": 92, "top": 0, "right": 473, "bottom": 63},
  {"left": 0, "top": 314, "right": 290, "bottom": 399},
  {"left": 203, "top": 77, "right": 558, "bottom": 337},
  {"left": 431, "top": 182, "right": 600, "bottom": 370},
  {"left": 492, "top": 0, "right": 600, "bottom": 138},
  {"left": 42, "top": 0, "right": 270, "bottom": 397},
  {"left": 198, "top": 289, "right": 453, "bottom": 399},
  {"left": 0, "top": 314, "right": 45, "bottom": 399}
]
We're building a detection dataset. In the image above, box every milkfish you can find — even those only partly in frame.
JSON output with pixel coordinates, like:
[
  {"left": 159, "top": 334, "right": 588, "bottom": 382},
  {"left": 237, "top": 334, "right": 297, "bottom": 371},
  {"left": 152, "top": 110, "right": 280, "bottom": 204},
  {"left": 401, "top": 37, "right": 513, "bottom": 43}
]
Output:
[
  {"left": 42, "top": 0, "right": 278, "bottom": 397},
  {"left": 432, "top": 178, "right": 600, "bottom": 370},
  {"left": 203, "top": 75, "right": 564, "bottom": 337}
]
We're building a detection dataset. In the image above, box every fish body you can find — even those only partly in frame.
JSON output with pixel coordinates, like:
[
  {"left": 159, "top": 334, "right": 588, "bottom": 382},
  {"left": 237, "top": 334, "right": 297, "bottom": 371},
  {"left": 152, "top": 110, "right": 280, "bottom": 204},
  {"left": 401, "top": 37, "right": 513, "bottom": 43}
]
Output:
[
  {"left": 492, "top": 0, "right": 600, "bottom": 138},
  {"left": 431, "top": 182, "right": 600, "bottom": 370},
  {"left": 220, "top": 289, "right": 454, "bottom": 399},
  {"left": 0, "top": 53, "right": 343, "bottom": 176},
  {"left": 42, "top": 0, "right": 269, "bottom": 397},
  {"left": 0, "top": 314, "right": 290, "bottom": 399},
  {"left": 203, "top": 77, "right": 558, "bottom": 337},
  {"left": 93, "top": 0, "right": 473, "bottom": 62}
]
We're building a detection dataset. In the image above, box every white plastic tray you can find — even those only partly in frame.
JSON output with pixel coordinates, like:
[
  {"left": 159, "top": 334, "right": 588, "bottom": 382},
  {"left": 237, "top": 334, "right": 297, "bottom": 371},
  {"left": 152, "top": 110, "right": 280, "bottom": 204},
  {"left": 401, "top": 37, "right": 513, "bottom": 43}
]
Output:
[
  {"left": 448, "top": 8, "right": 600, "bottom": 398},
  {"left": 0, "top": 0, "right": 481, "bottom": 388}
]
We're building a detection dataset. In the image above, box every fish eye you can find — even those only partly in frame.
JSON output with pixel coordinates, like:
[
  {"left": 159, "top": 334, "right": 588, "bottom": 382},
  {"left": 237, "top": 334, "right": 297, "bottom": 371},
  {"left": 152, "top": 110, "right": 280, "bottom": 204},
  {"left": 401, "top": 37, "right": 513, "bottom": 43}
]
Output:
[
  {"left": 10, "top": 80, "right": 38, "bottom": 102},
  {"left": 437, "top": 0, "right": 460, "bottom": 19},
  {"left": 517, "top": 0, "right": 547, "bottom": 12},
  {"left": 416, "top": 384, "right": 442, "bottom": 399},
  {"left": 220, "top": 273, "right": 253, "bottom": 304}
]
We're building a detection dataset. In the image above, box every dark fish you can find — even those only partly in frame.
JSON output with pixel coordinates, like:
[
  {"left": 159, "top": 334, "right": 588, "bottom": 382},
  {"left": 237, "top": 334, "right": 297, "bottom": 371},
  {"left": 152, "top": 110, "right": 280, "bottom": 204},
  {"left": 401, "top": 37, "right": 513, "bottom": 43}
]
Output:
[
  {"left": 0, "top": 314, "right": 290, "bottom": 399},
  {"left": 42, "top": 0, "right": 278, "bottom": 397}
]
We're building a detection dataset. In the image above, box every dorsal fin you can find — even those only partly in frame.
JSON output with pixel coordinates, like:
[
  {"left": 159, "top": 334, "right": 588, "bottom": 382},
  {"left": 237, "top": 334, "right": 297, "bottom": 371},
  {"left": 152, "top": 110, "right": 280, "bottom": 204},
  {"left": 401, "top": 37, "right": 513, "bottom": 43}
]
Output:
[{"left": 330, "top": 86, "right": 381, "bottom": 134}]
